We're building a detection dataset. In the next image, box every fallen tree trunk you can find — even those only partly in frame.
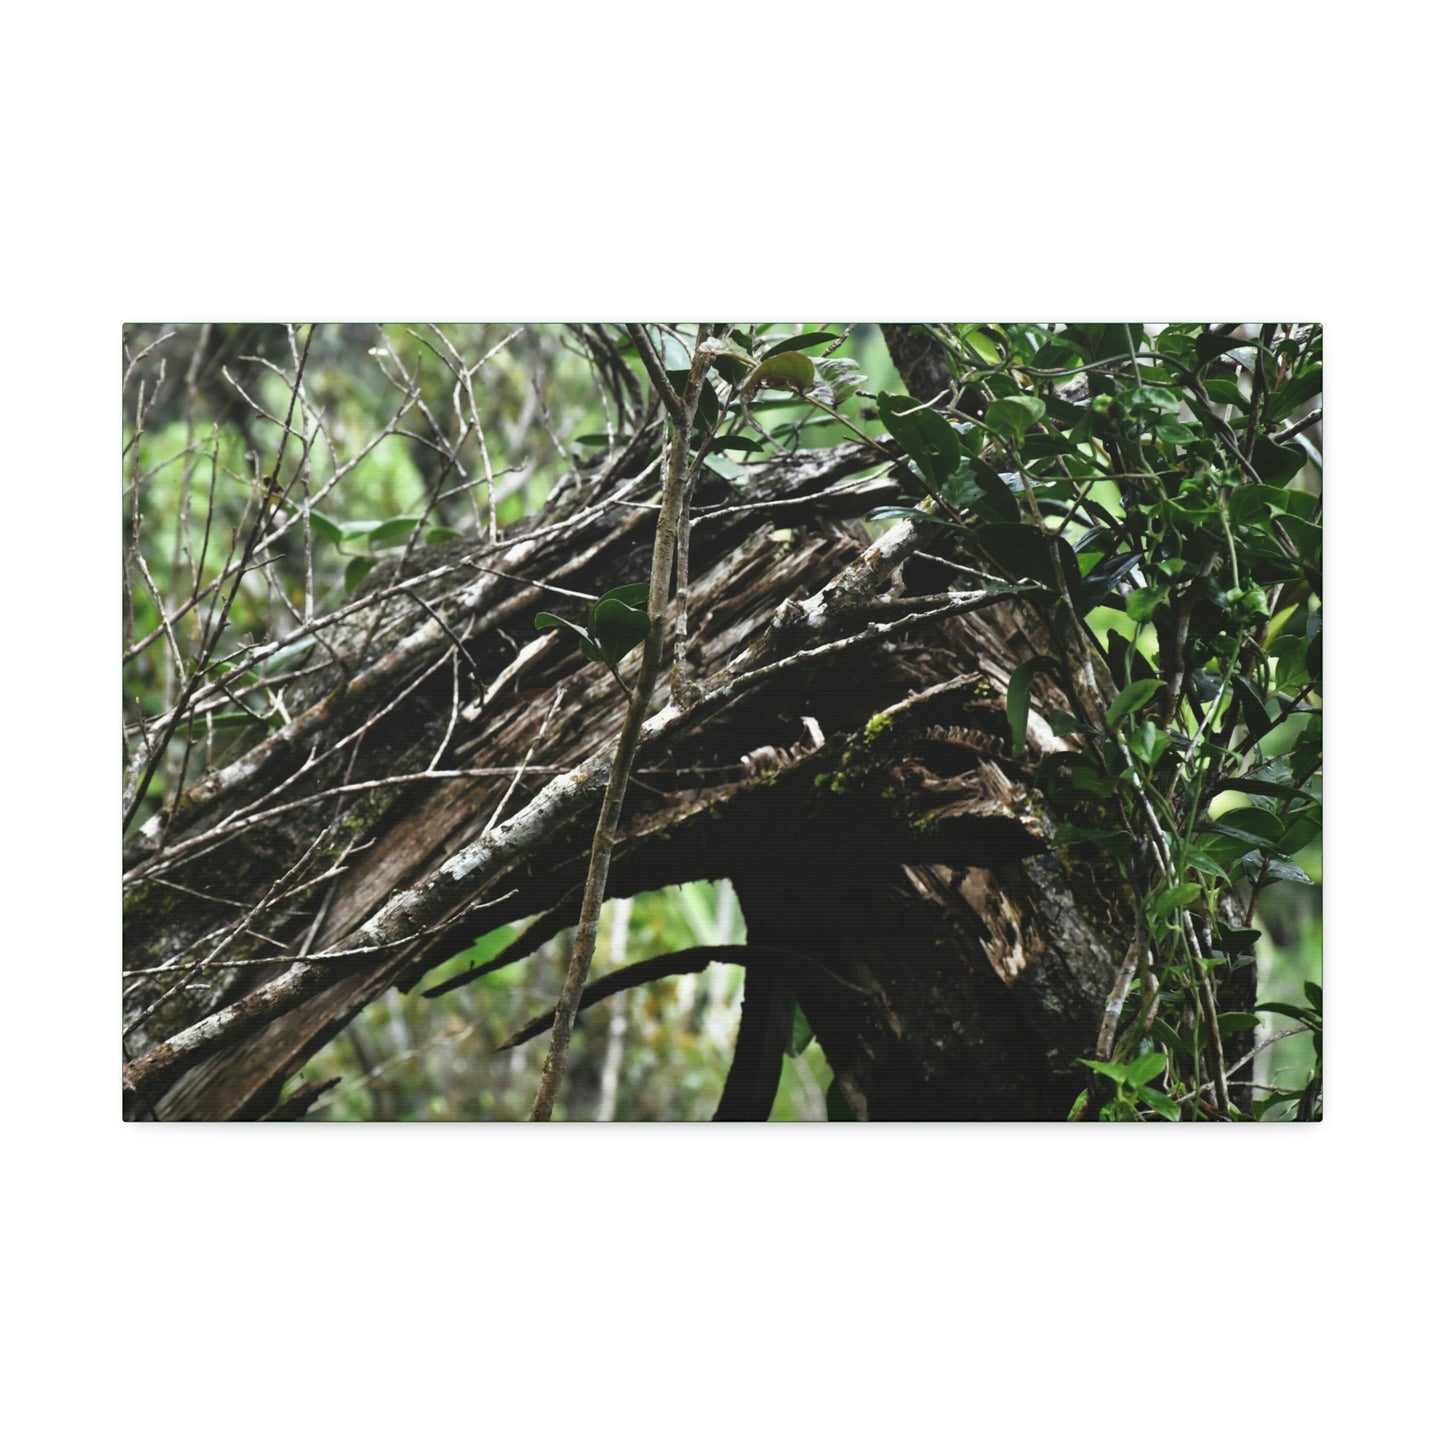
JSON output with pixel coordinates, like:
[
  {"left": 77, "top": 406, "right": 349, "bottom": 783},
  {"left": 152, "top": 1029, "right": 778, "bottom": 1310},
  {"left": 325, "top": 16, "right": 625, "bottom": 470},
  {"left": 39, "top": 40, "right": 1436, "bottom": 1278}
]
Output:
[{"left": 122, "top": 328, "right": 1247, "bottom": 1122}]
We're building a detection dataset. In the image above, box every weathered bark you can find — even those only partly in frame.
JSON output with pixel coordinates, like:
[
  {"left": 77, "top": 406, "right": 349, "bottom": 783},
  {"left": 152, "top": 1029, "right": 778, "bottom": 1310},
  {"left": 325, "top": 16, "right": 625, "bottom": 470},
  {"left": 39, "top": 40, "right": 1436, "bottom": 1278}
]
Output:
[{"left": 122, "top": 404, "right": 1142, "bottom": 1121}]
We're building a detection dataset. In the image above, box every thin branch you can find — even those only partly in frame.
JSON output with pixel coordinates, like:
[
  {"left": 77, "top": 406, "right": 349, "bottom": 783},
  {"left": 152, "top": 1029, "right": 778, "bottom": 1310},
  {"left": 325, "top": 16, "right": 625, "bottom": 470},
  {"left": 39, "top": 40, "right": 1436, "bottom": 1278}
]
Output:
[
  {"left": 623, "top": 323, "right": 684, "bottom": 422},
  {"left": 529, "top": 328, "right": 714, "bottom": 1120}
]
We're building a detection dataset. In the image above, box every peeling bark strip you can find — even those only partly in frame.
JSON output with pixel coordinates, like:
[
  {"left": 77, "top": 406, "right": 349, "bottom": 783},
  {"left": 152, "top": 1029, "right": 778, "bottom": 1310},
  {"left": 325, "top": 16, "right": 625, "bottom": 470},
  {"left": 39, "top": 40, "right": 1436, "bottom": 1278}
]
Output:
[{"left": 122, "top": 343, "right": 1173, "bottom": 1120}]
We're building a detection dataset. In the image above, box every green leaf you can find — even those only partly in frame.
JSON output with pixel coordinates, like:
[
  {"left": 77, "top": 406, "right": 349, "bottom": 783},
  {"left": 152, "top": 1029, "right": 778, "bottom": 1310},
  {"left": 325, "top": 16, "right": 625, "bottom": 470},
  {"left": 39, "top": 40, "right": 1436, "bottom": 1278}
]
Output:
[
  {"left": 1136, "top": 1086, "right": 1181, "bottom": 1121},
  {"left": 753, "top": 351, "right": 815, "bottom": 391},
  {"left": 1074, "top": 550, "right": 1144, "bottom": 614},
  {"left": 589, "top": 596, "right": 651, "bottom": 668},
  {"left": 1180, "top": 843, "right": 1234, "bottom": 882},
  {"left": 1275, "top": 809, "right": 1322, "bottom": 857},
  {"left": 596, "top": 583, "right": 650, "bottom": 610},
  {"left": 786, "top": 997, "right": 815, "bottom": 1057},
  {"left": 1150, "top": 882, "right": 1200, "bottom": 920},
  {"left": 713, "top": 433, "right": 768, "bottom": 453},
  {"left": 1080, "top": 1059, "right": 1130, "bottom": 1085},
  {"left": 1217, "top": 1012, "right": 1261, "bottom": 1038},
  {"left": 1265, "top": 363, "right": 1322, "bottom": 422},
  {"left": 344, "top": 555, "right": 378, "bottom": 593},
  {"left": 1204, "top": 377, "right": 1250, "bottom": 411},
  {"left": 1126, "top": 585, "right": 1169, "bottom": 624},
  {"left": 1007, "top": 657, "right": 1055, "bottom": 756},
  {"left": 984, "top": 394, "right": 1046, "bottom": 442},
  {"left": 653, "top": 328, "right": 692, "bottom": 370},
  {"left": 1125, "top": 1053, "right": 1167, "bottom": 1087},
  {"left": 973, "top": 523, "right": 1076, "bottom": 592},
  {"left": 1106, "top": 678, "right": 1164, "bottom": 728},
  {"left": 1191, "top": 831, "right": 1255, "bottom": 871},
  {"left": 535, "top": 612, "right": 597, "bottom": 652},
  {"left": 308, "top": 512, "right": 345, "bottom": 545},
  {"left": 367, "top": 516, "right": 425, "bottom": 548},
  {"left": 825, "top": 1078, "right": 857, "bottom": 1122},
  {"left": 760, "top": 332, "right": 840, "bottom": 358},
  {"left": 694, "top": 378, "right": 720, "bottom": 435},
  {"left": 947, "top": 459, "right": 1020, "bottom": 523},
  {"left": 1195, "top": 330, "right": 1253, "bottom": 364},
  {"left": 1257, "top": 1000, "right": 1321, "bottom": 1028},
  {"left": 1128, "top": 718, "right": 1171, "bottom": 767},
  {"left": 313, "top": 513, "right": 384, "bottom": 546},
  {"left": 877, "top": 392, "right": 961, "bottom": 492},
  {"left": 1215, "top": 924, "right": 1262, "bottom": 950},
  {"left": 1206, "top": 805, "right": 1284, "bottom": 849},
  {"left": 813, "top": 356, "right": 867, "bottom": 406},
  {"left": 1246, "top": 856, "right": 1314, "bottom": 886},
  {"left": 1251, "top": 437, "right": 1307, "bottom": 484}
]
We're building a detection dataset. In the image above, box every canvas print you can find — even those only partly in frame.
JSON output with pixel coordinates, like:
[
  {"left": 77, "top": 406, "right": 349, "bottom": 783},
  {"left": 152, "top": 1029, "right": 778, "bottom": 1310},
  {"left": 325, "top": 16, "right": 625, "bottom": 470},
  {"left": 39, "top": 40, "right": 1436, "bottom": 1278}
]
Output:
[{"left": 121, "top": 324, "right": 1322, "bottom": 1121}]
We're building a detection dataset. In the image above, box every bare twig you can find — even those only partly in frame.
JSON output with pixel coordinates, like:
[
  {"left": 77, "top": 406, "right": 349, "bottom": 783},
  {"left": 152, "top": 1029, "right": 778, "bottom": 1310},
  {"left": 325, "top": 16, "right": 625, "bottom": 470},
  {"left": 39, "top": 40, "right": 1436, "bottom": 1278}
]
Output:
[{"left": 529, "top": 326, "right": 715, "bottom": 1120}]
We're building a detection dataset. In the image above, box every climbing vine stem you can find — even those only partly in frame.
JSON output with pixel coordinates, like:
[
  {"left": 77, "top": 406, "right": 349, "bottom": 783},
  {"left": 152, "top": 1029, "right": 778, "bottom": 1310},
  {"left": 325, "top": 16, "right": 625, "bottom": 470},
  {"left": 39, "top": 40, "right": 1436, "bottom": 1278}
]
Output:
[{"left": 528, "top": 325, "right": 719, "bottom": 1120}]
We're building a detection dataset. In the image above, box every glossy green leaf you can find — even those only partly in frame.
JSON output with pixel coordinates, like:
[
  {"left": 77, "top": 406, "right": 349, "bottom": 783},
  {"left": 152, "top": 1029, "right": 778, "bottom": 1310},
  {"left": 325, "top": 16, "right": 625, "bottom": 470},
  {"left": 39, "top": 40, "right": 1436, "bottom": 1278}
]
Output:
[
  {"left": 948, "top": 460, "right": 1019, "bottom": 523},
  {"left": 877, "top": 392, "right": 961, "bottom": 492},
  {"left": 314, "top": 513, "right": 383, "bottom": 546},
  {"left": 1149, "top": 882, "right": 1200, "bottom": 925},
  {"left": 1204, "top": 377, "right": 1250, "bottom": 411},
  {"left": 1246, "top": 856, "right": 1314, "bottom": 886},
  {"left": 1265, "top": 363, "right": 1322, "bottom": 422},
  {"left": 753, "top": 350, "right": 815, "bottom": 391},
  {"left": 1180, "top": 844, "right": 1233, "bottom": 881},
  {"left": 589, "top": 596, "right": 651, "bottom": 667},
  {"left": 307, "top": 512, "right": 345, "bottom": 545},
  {"left": 760, "top": 332, "right": 840, "bottom": 358},
  {"left": 984, "top": 394, "right": 1046, "bottom": 441},
  {"left": 1125, "top": 1052, "right": 1167, "bottom": 1087},
  {"left": 1214, "top": 1013, "right": 1260, "bottom": 1040},
  {"left": 1080, "top": 1058, "right": 1130, "bottom": 1085},
  {"left": 786, "top": 997, "right": 815, "bottom": 1057},
  {"left": 1128, "top": 718, "right": 1171, "bottom": 767},
  {"left": 1136, "top": 1085, "right": 1181, "bottom": 1121},
  {"left": 974, "top": 524, "right": 1076, "bottom": 592},
  {"left": 653, "top": 328, "right": 693, "bottom": 370},
  {"left": 1075, "top": 551, "right": 1144, "bottom": 614},
  {"left": 595, "top": 583, "right": 650, "bottom": 610},
  {"left": 344, "top": 555, "right": 378, "bottom": 593},
  {"left": 1007, "top": 656, "right": 1055, "bottom": 756},
  {"left": 367, "top": 516, "right": 425, "bottom": 548},
  {"left": 1257, "top": 1000, "right": 1321, "bottom": 1028},
  {"left": 1215, "top": 925, "right": 1262, "bottom": 950},
  {"left": 1195, "top": 330, "right": 1253, "bottom": 364},
  {"left": 1275, "top": 809, "right": 1322, "bottom": 857},
  {"left": 1251, "top": 437, "right": 1307, "bottom": 484},
  {"left": 535, "top": 611, "right": 596, "bottom": 650},
  {"left": 1106, "top": 678, "right": 1164, "bottom": 728},
  {"left": 1206, "top": 805, "right": 1284, "bottom": 849},
  {"left": 825, "top": 1078, "right": 857, "bottom": 1122}
]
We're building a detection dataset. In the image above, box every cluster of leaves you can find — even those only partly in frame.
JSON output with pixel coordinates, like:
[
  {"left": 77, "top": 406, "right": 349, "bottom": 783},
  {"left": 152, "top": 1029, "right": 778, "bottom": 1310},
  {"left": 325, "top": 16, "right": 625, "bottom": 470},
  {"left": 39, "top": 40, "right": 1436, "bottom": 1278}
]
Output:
[
  {"left": 536, "top": 583, "right": 652, "bottom": 690},
  {"left": 868, "top": 323, "right": 1322, "bottom": 1120}
]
